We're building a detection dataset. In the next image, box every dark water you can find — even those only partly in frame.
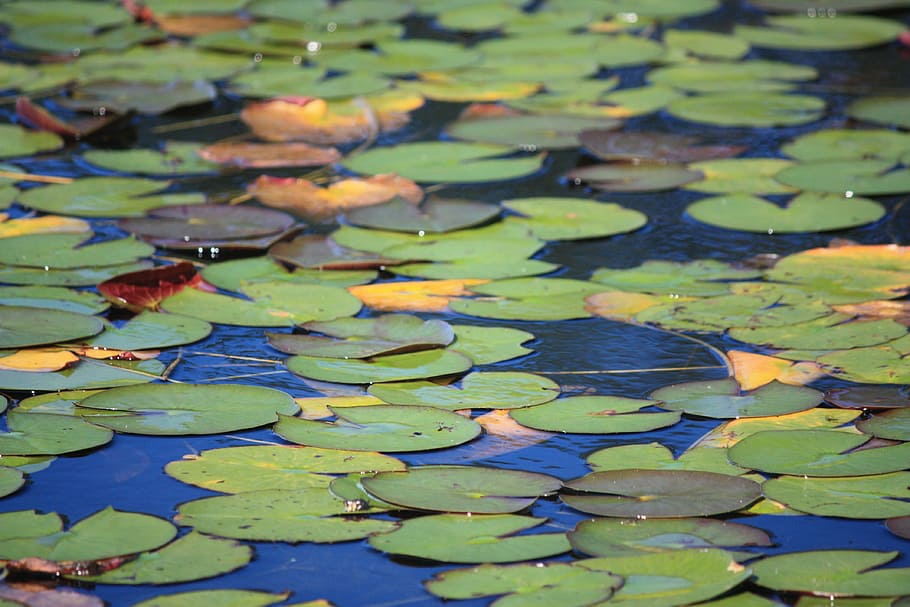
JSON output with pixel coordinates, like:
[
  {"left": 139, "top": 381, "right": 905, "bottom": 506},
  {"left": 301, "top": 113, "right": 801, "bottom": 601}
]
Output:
[{"left": 2, "top": 1, "right": 910, "bottom": 606}]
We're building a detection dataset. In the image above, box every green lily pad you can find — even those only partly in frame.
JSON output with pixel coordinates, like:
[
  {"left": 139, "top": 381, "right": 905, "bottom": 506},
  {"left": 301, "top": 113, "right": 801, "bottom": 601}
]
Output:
[
  {"left": 0, "top": 358, "right": 164, "bottom": 391},
  {"left": 664, "top": 30, "right": 750, "bottom": 60},
  {"left": 267, "top": 314, "right": 454, "bottom": 359},
  {"left": 0, "top": 285, "right": 110, "bottom": 315},
  {"left": 162, "top": 281, "right": 362, "bottom": 327},
  {"left": 686, "top": 192, "right": 885, "bottom": 233},
  {"left": 0, "top": 510, "right": 62, "bottom": 542},
  {"left": 502, "top": 197, "right": 647, "bottom": 240},
  {"left": 511, "top": 395, "right": 681, "bottom": 434},
  {"left": 78, "top": 532, "right": 251, "bottom": 585},
  {"left": 774, "top": 159, "right": 910, "bottom": 195},
  {"left": 202, "top": 256, "right": 375, "bottom": 291},
  {"left": 0, "top": 305, "right": 103, "bottom": 348},
  {"left": 568, "top": 517, "right": 772, "bottom": 558},
  {"left": 176, "top": 487, "right": 398, "bottom": 543},
  {"left": 0, "top": 260, "right": 154, "bottom": 287},
  {"left": 561, "top": 469, "right": 761, "bottom": 517},
  {"left": 367, "top": 371, "right": 559, "bottom": 411},
  {"left": 580, "top": 549, "right": 753, "bottom": 607},
  {"left": 362, "top": 465, "right": 562, "bottom": 514},
  {"left": 81, "top": 142, "right": 220, "bottom": 176},
  {"left": 228, "top": 63, "right": 390, "bottom": 99},
  {"left": 165, "top": 445, "right": 405, "bottom": 494},
  {"left": 735, "top": 14, "right": 906, "bottom": 50},
  {"left": 848, "top": 96, "right": 910, "bottom": 130},
  {"left": 856, "top": 409, "right": 910, "bottom": 441},
  {"left": 0, "top": 467, "right": 25, "bottom": 498},
  {"left": 131, "top": 590, "right": 290, "bottom": 607},
  {"left": 286, "top": 349, "right": 472, "bottom": 384},
  {"left": 343, "top": 197, "right": 500, "bottom": 234},
  {"left": 579, "top": 130, "right": 746, "bottom": 163},
  {"left": 0, "top": 233, "right": 153, "bottom": 269},
  {"left": 368, "top": 513, "right": 570, "bottom": 563},
  {"left": 729, "top": 316, "right": 907, "bottom": 350},
  {"left": 17, "top": 176, "right": 206, "bottom": 218},
  {"left": 588, "top": 0, "right": 720, "bottom": 19},
  {"left": 762, "top": 472, "right": 910, "bottom": 519},
  {"left": 728, "top": 429, "right": 910, "bottom": 476},
  {"left": 61, "top": 79, "right": 219, "bottom": 115},
  {"left": 647, "top": 60, "right": 817, "bottom": 93},
  {"left": 450, "top": 277, "right": 602, "bottom": 321},
  {"left": 450, "top": 325, "right": 534, "bottom": 365},
  {"left": 684, "top": 158, "right": 797, "bottom": 194},
  {"left": 76, "top": 383, "right": 299, "bottom": 435},
  {"left": 748, "top": 0, "right": 910, "bottom": 11},
  {"left": 565, "top": 163, "right": 703, "bottom": 192},
  {"left": 586, "top": 442, "right": 749, "bottom": 476},
  {"left": 782, "top": 128, "right": 910, "bottom": 162},
  {"left": 668, "top": 92, "right": 824, "bottom": 127},
  {"left": 591, "top": 259, "right": 761, "bottom": 296},
  {"left": 446, "top": 113, "right": 620, "bottom": 150},
  {"left": 651, "top": 378, "right": 824, "bottom": 419},
  {"left": 0, "top": 506, "right": 175, "bottom": 562},
  {"left": 269, "top": 233, "right": 405, "bottom": 271},
  {"left": 0, "top": 124, "right": 63, "bottom": 159},
  {"left": 752, "top": 550, "right": 910, "bottom": 596},
  {"left": 0, "top": 410, "right": 113, "bottom": 456},
  {"left": 82, "top": 311, "right": 212, "bottom": 351},
  {"left": 425, "top": 561, "right": 622, "bottom": 607},
  {"left": 274, "top": 405, "right": 481, "bottom": 452},
  {"left": 342, "top": 142, "right": 544, "bottom": 184},
  {"left": 318, "top": 39, "right": 481, "bottom": 75},
  {"left": 393, "top": 257, "right": 559, "bottom": 281}
]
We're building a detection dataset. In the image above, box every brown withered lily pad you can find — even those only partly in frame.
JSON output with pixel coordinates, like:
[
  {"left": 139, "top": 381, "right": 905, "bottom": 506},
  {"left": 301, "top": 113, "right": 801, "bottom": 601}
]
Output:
[
  {"left": 565, "top": 163, "right": 704, "bottom": 192},
  {"left": 269, "top": 234, "right": 405, "bottom": 270},
  {"left": 579, "top": 130, "right": 747, "bottom": 163},
  {"left": 198, "top": 141, "right": 341, "bottom": 169}
]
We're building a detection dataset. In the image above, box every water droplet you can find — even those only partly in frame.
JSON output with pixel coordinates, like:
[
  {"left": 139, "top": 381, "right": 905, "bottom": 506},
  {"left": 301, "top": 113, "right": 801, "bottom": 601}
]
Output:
[
  {"left": 326, "top": 22, "right": 337, "bottom": 32},
  {"left": 183, "top": 235, "right": 191, "bottom": 242},
  {"left": 845, "top": 190, "right": 854, "bottom": 198},
  {"left": 618, "top": 12, "right": 638, "bottom": 23},
  {"left": 807, "top": 7, "right": 817, "bottom": 16},
  {"left": 292, "top": 55, "right": 302, "bottom": 65},
  {"left": 253, "top": 52, "right": 263, "bottom": 62},
  {"left": 72, "top": 48, "right": 81, "bottom": 57},
  {"left": 306, "top": 41, "right": 321, "bottom": 53},
  {"left": 417, "top": 230, "right": 425, "bottom": 237},
  {"left": 767, "top": 228, "right": 774, "bottom": 235},
  {"left": 43, "top": 265, "right": 49, "bottom": 271}
]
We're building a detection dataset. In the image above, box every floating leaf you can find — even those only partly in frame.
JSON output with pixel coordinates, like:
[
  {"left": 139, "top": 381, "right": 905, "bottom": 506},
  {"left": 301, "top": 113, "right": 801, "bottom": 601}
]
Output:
[
  {"left": 729, "top": 316, "right": 907, "bottom": 350},
  {"left": 227, "top": 62, "right": 390, "bottom": 100},
  {"left": 0, "top": 358, "right": 164, "bottom": 391},
  {"left": 343, "top": 142, "right": 544, "bottom": 184},
  {"left": 580, "top": 130, "right": 746, "bottom": 163},
  {"left": 96, "top": 262, "right": 201, "bottom": 313},
  {"left": 848, "top": 96, "right": 910, "bottom": 130},
  {"left": 774, "top": 159, "right": 910, "bottom": 195},
  {"left": 270, "top": 234, "right": 403, "bottom": 271},
  {"left": 565, "top": 163, "right": 703, "bottom": 192},
  {"left": 77, "top": 383, "right": 298, "bottom": 435},
  {"left": 0, "top": 285, "right": 109, "bottom": 315},
  {"left": 0, "top": 347, "right": 79, "bottom": 373},
  {"left": 586, "top": 442, "right": 748, "bottom": 476},
  {"left": 362, "top": 465, "right": 562, "bottom": 514},
  {"left": 686, "top": 192, "right": 885, "bottom": 233},
  {"left": 569, "top": 517, "right": 772, "bottom": 558},
  {"left": 368, "top": 371, "right": 558, "bottom": 411},
  {"left": 343, "top": 196, "right": 500, "bottom": 234},
  {"left": 825, "top": 385, "right": 910, "bottom": 410},
  {"left": 132, "top": 590, "right": 290, "bottom": 607},
  {"left": 0, "top": 305, "right": 103, "bottom": 349},
  {"left": 81, "top": 142, "right": 219, "bottom": 176},
  {"left": 886, "top": 516, "right": 910, "bottom": 540},
  {"left": 752, "top": 550, "right": 910, "bottom": 596},
  {"left": 447, "top": 113, "right": 620, "bottom": 150},
  {"left": 502, "top": 197, "right": 647, "bottom": 240},
  {"left": 61, "top": 79, "right": 218, "bottom": 115},
  {"left": 664, "top": 29, "right": 750, "bottom": 60},
  {"left": 651, "top": 378, "right": 824, "bottom": 419},
  {"left": 0, "top": 214, "right": 90, "bottom": 239},
  {"left": 450, "top": 325, "right": 534, "bottom": 365},
  {"left": 762, "top": 473, "right": 910, "bottom": 519},
  {"left": 275, "top": 405, "right": 481, "bottom": 452},
  {"left": 668, "top": 92, "right": 824, "bottom": 127},
  {"left": 591, "top": 259, "right": 760, "bottom": 296},
  {"left": 198, "top": 141, "right": 341, "bottom": 168},
  {"left": 347, "top": 278, "right": 488, "bottom": 312},
  {"left": 728, "top": 429, "right": 910, "bottom": 476},
  {"left": 176, "top": 487, "right": 397, "bottom": 543},
  {"left": 165, "top": 445, "right": 405, "bottom": 494},
  {"left": 450, "top": 277, "right": 603, "bottom": 321},
  {"left": 648, "top": 60, "right": 817, "bottom": 93},
  {"left": 0, "top": 467, "right": 25, "bottom": 498},
  {"left": 0, "top": 124, "right": 63, "bottom": 159},
  {"left": 318, "top": 39, "right": 481, "bottom": 75},
  {"left": 0, "top": 506, "right": 175, "bottom": 562},
  {"left": 203, "top": 256, "right": 374, "bottom": 292},
  {"left": 735, "top": 14, "right": 906, "bottom": 50},
  {"left": 286, "top": 349, "right": 472, "bottom": 384},
  {"left": 856, "top": 408, "right": 910, "bottom": 441},
  {"left": 690, "top": 407, "right": 861, "bottom": 450},
  {"left": 728, "top": 350, "right": 824, "bottom": 390},
  {"left": 561, "top": 470, "right": 761, "bottom": 517},
  {"left": 782, "top": 128, "right": 910, "bottom": 162},
  {"left": 78, "top": 532, "right": 251, "bottom": 585},
  {"left": 684, "top": 158, "right": 796, "bottom": 195},
  {"left": 0, "top": 232, "right": 153, "bottom": 269},
  {"left": 511, "top": 395, "right": 680, "bottom": 434},
  {"left": 368, "top": 514, "right": 570, "bottom": 563}
]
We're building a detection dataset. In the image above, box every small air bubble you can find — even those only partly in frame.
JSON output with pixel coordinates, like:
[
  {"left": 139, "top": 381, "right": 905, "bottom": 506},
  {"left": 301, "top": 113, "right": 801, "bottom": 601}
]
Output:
[
  {"left": 43, "top": 265, "right": 49, "bottom": 271},
  {"left": 827, "top": 8, "right": 837, "bottom": 16},
  {"left": 807, "top": 7, "right": 816, "bottom": 16},
  {"left": 767, "top": 228, "right": 774, "bottom": 235},
  {"left": 418, "top": 230, "right": 425, "bottom": 237},
  {"left": 72, "top": 48, "right": 81, "bottom": 57},
  {"left": 306, "top": 41, "right": 321, "bottom": 53},
  {"left": 845, "top": 190, "right": 854, "bottom": 198},
  {"left": 253, "top": 52, "right": 263, "bottom": 62},
  {"left": 183, "top": 235, "right": 191, "bottom": 242},
  {"left": 327, "top": 22, "right": 337, "bottom": 32},
  {"left": 618, "top": 12, "right": 638, "bottom": 23},
  {"left": 292, "top": 55, "right": 302, "bottom": 65}
]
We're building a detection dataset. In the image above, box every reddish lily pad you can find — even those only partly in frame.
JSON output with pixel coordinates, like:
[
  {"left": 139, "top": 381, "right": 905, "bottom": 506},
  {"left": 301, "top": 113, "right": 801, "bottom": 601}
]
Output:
[
  {"left": 269, "top": 234, "right": 403, "bottom": 270},
  {"left": 343, "top": 197, "right": 500, "bottom": 234},
  {"left": 651, "top": 378, "right": 824, "bottom": 419},
  {"left": 97, "top": 262, "right": 201, "bottom": 312},
  {"left": 361, "top": 465, "right": 562, "bottom": 513},
  {"left": 565, "top": 163, "right": 703, "bottom": 192},
  {"left": 117, "top": 204, "right": 297, "bottom": 244},
  {"left": 561, "top": 469, "right": 762, "bottom": 517},
  {"left": 886, "top": 516, "right": 910, "bottom": 540}
]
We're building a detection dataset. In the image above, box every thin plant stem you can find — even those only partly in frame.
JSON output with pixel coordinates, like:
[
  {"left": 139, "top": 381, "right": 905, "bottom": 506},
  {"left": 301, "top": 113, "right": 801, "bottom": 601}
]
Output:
[{"left": 187, "top": 351, "right": 281, "bottom": 364}]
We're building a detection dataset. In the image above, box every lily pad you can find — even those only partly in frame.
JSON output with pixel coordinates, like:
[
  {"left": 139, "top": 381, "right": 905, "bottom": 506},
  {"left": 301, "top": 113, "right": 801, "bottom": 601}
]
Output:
[
  {"left": 502, "top": 197, "right": 647, "bottom": 240},
  {"left": 450, "top": 325, "right": 534, "bottom": 365},
  {"left": 0, "top": 233, "right": 153, "bottom": 269},
  {"left": 647, "top": 60, "right": 817, "bottom": 93},
  {"left": 17, "top": 176, "right": 207, "bottom": 218},
  {"left": 774, "top": 159, "right": 910, "bottom": 195},
  {"left": 848, "top": 96, "right": 910, "bottom": 130},
  {"left": 686, "top": 192, "right": 885, "bottom": 233},
  {"left": 342, "top": 142, "right": 544, "bottom": 184},
  {"left": 78, "top": 532, "right": 251, "bottom": 585},
  {"left": 856, "top": 408, "right": 910, "bottom": 441},
  {"left": 511, "top": 395, "right": 681, "bottom": 434},
  {"left": 0, "top": 358, "right": 164, "bottom": 391},
  {"left": 76, "top": 383, "right": 299, "bottom": 435},
  {"left": 61, "top": 79, "right": 218, "bottom": 115},
  {"left": 0, "top": 260, "right": 154, "bottom": 287},
  {"left": 565, "top": 163, "right": 703, "bottom": 192},
  {"left": 446, "top": 113, "right": 621, "bottom": 150},
  {"left": 450, "top": 277, "right": 603, "bottom": 321},
  {"left": 318, "top": 39, "right": 481, "bottom": 75},
  {"left": 165, "top": 445, "right": 405, "bottom": 494},
  {"left": 0, "top": 124, "right": 63, "bottom": 159},
  {"left": 269, "top": 234, "right": 403, "bottom": 271},
  {"left": 591, "top": 259, "right": 760, "bottom": 296},
  {"left": 176, "top": 487, "right": 398, "bottom": 543},
  {"left": 579, "top": 130, "right": 746, "bottom": 163},
  {"left": 735, "top": 14, "right": 906, "bottom": 50},
  {"left": 367, "top": 371, "right": 559, "bottom": 411},
  {"left": 0, "top": 410, "right": 113, "bottom": 456},
  {"left": 286, "top": 349, "right": 472, "bottom": 384},
  {"left": 0, "top": 305, "right": 103, "bottom": 348},
  {"left": 825, "top": 385, "right": 910, "bottom": 410},
  {"left": 343, "top": 196, "right": 500, "bottom": 234},
  {"left": 650, "top": 378, "right": 824, "bottom": 419},
  {"left": 728, "top": 429, "right": 910, "bottom": 476},
  {"left": 568, "top": 517, "right": 772, "bottom": 558},
  {"left": 762, "top": 472, "right": 910, "bottom": 519},
  {"left": 0, "top": 506, "right": 176, "bottom": 562},
  {"left": 782, "top": 128, "right": 910, "bottom": 162},
  {"left": 361, "top": 465, "right": 562, "bottom": 514},
  {"left": 0, "top": 467, "right": 25, "bottom": 498},
  {"left": 886, "top": 516, "right": 910, "bottom": 540},
  {"left": 368, "top": 514, "right": 570, "bottom": 563},
  {"left": 82, "top": 311, "right": 212, "bottom": 351},
  {"left": 729, "top": 316, "right": 907, "bottom": 350},
  {"left": 81, "top": 142, "right": 219, "bottom": 176},
  {"left": 274, "top": 405, "right": 481, "bottom": 452},
  {"left": 668, "top": 92, "right": 824, "bottom": 127},
  {"left": 586, "top": 442, "right": 749, "bottom": 476},
  {"left": 117, "top": 204, "right": 297, "bottom": 245},
  {"left": 752, "top": 550, "right": 910, "bottom": 596},
  {"left": 131, "top": 590, "right": 290, "bottom": 607},
  {"left": 425, "top": 561, "right": 622, "bottom": 607},
  {"left": 202, "top": 256, "right": 375, "bottom": 291},
  {"left": 0, "top": 285, "right": 110, "bottom": 315},
  {"left": 684, "top": 158, "right": 797, "bottom": 194},
  {"left": 561, "top": 469, "right": 761, "bottom": 517}
]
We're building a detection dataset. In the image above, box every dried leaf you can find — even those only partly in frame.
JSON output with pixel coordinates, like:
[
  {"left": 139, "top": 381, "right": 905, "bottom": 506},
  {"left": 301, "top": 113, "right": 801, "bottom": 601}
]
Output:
[
  {"left": 728, "top": 350, "right": 825, "bottom": 390},
  {"left": 348, "top": 279, "right": 488, "bottom": 312},
  {"left": 198, "top": 141, "right": 341, "bottom": 168},
  {"left": 153, "top": 14, "right": 251, "bottom": 36},
  {"left": 97, "top": 262, "right": 203, "bottom": 313},
  {"left": 15, "top": 97, "right": 123, "bottom": 140},
  {"left": 0, "top": 348, "right": 80, "bottom": 372},
  {"left": 833, "top": 300, "right": 910, "bottom": 326},
  {"left": 248, "top": 173, "right": 423, "bottom": 221},
  {"left": 0, "top": 214, "right": 90, "bottom": 239},
  {"left": 585, "top": 290, "right": 675, "bottom": 322}
]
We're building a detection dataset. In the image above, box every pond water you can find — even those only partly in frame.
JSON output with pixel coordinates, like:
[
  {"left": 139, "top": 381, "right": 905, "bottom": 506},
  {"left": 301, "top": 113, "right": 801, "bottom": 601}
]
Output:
[{"left": 1, "top": 1, "right": 910, "bottom": 606}]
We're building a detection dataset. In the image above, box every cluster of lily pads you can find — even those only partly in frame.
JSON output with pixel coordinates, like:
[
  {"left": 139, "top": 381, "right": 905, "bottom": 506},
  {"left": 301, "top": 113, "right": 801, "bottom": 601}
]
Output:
[{"left": 2, "top": 0, "right": 910, "bottom": 606}]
